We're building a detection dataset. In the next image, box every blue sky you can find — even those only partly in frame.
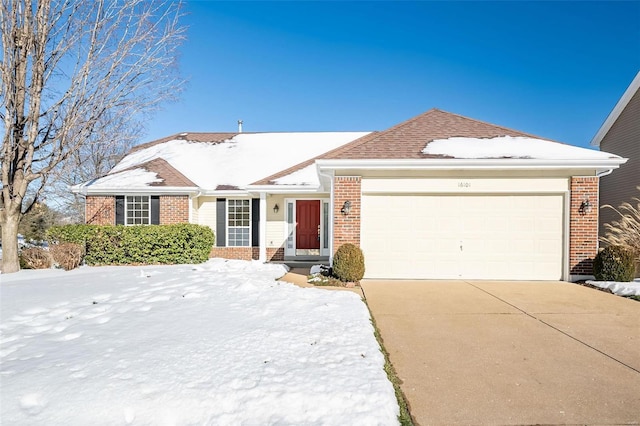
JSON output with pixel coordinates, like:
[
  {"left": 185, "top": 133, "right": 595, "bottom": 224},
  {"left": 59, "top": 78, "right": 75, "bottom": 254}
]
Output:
[{"left": 145, "top": 1, "right": 640, "bottom": 149}]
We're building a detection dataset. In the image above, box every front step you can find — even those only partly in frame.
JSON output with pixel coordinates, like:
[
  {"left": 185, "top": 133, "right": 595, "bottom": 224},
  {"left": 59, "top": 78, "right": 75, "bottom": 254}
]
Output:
[{"left": 273, "top": 259, "right": 329, "bottom": 269}]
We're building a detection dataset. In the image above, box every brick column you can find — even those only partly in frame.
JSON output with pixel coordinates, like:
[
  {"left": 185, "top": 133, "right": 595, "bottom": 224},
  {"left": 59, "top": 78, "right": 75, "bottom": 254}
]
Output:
[
  {"left": 85, "top": 196, "right": 115, "bottom": 225},
  {"left": 569, "top": 176, "right": 599, "bottom": 276},
  {"left": 333, "top": 176, "right": 361, "bottom": 252},
  {"left": 159, "top": 195, "right": 189, "bottom": 224}
]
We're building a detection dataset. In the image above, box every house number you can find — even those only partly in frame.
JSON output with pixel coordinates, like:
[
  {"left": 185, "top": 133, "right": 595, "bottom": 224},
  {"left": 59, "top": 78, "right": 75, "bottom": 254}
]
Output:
[{"left": 458, "top": 182, "right": 471, "bottom": 188}]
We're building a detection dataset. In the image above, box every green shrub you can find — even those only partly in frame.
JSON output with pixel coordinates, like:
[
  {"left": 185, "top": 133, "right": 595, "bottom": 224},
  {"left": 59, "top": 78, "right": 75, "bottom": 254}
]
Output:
[
  {"left": 19, "top": 247, "right": 52, "bottom": 269},
  {"left": 593, "top": 245, "right": 636, "bottom": 282},
  {"left": 47, "top": 224, "right": 215, "bottom": 266},
  {"left": 332, "top": 243, "right": 365, "bottom": 282}
]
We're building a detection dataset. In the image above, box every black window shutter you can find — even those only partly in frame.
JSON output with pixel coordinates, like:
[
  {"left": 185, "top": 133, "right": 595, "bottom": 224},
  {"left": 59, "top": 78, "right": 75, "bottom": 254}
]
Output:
[
  {"left": 216, "top": 198, "right": 226, "bottom": 247},
  {"left": 151, "top": 196, "right": 160, "bottom": 225},
  {"left": 251, "top": 198, "right": 260, "bottom": 247},
  {"left": 115, "top": 196, "right": 125, "bottom": 225}
]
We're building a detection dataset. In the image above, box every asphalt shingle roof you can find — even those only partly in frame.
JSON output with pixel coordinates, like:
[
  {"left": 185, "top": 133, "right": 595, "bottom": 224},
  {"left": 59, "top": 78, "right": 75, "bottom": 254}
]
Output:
[
  {"left": 252, "top": 108, "right": 538, "bottom": 185},
  {"left": 321, "top": 108, "right": 535, "bottom": 160}
]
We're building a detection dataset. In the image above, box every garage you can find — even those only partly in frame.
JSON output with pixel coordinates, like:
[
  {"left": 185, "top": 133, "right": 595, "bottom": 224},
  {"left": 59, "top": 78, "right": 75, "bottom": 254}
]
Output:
[{"left": 360, "top": 192, "right": 565, "bottom": 280}]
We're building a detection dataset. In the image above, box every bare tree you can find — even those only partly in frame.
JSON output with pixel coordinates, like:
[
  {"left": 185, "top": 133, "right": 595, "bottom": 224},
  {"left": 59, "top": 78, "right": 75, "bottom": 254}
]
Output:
[
  {"left": 1, "top": 0, "right": 185, "bottom": 272},
  {"left": 48, "top": 112, "right": 141, "bottom": 222}
]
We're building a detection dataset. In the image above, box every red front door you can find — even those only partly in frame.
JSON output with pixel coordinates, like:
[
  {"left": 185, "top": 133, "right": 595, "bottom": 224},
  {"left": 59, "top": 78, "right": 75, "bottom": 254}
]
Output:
[{"left": 296, "top": 200, "right": 320, "bottom": 249}]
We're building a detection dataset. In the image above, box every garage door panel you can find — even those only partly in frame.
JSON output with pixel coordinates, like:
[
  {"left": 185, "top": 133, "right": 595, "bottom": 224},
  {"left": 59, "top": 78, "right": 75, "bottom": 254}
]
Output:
[{"left": 361, "top": 194, "right": 564, "bottom": 280}]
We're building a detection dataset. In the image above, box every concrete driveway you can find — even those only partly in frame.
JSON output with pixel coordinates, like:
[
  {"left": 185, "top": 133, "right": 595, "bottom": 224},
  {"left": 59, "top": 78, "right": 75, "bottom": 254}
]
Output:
[{"left": 362, "top": 280, "right": 640, "bottom": 425}]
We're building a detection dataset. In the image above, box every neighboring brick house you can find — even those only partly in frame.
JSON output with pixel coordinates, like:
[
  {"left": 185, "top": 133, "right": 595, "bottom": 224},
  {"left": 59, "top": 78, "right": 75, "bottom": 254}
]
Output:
[
  {"left": 591, "top": 71, "right": 640, "bottom": 240},
  {"left": 73, "top": 109, "right": 626, "bottom": 281}
]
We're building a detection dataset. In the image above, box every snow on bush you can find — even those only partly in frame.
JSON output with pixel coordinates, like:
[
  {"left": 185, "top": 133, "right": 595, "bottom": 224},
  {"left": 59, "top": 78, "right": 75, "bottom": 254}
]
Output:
[{"left": 0, "top": 259, "right": 398, "bottom": 425}]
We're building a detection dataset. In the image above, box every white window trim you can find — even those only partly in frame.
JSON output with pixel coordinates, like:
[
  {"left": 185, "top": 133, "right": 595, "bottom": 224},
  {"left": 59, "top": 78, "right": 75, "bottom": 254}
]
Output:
[
  {"left": 226, "top": 198, "right": 252, "bottom": 247},
  {"left": 283, "top": 198, "right": 330, "bottom": 257},
  {"left": 125, "top": 195, "right": 151, "bottom": 226}
]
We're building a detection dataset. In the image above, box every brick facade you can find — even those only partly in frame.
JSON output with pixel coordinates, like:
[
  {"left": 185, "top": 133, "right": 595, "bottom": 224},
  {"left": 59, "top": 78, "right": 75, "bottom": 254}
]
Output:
[
  {"left": 569, "top": 176, "right": 599, "bottom": 276},
  {"left": 85, "top": 196, "right": 115, "bottom": 225},
  {"left": 267, "top": 247, "right": 285, "bottom": 261},
  {"left": 159, "top": 195, "right": 189, "bottom": 224},
  {"left": 85, "top": 195, "right": 189, "bottom": 225},
  {"left": 208, "top": 247, "right": 284, "bottom": 261},
  {"left": 333, "top": 176, "right": 361, "bottom": 252},
  {"left": 210, "top": 247, "right": 259, "bottom": 260},
  {"left": 87, "top": 176, "right": 600, "bottom": 279}
]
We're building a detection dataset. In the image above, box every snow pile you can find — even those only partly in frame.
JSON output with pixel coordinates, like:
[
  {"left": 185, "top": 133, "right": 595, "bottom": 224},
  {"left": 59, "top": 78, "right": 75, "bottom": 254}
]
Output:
[
  {"left": 103, "top": 132, "right": 369, "bottom": 189},
  {"left": 0, "top": 259, "right": 398, "bottom": 425},
  {"left": 586, "top": 278, "right": 640, "bottom": 296},
  {"left": 422, "top": 136, "right": 621, "bottom": 160}
]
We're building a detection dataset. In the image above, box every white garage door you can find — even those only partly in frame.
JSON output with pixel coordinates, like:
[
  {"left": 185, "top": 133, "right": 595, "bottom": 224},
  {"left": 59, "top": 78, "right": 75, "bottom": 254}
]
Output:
[{"left": 361, "top": 194, "right": 564, "bottom": 280}]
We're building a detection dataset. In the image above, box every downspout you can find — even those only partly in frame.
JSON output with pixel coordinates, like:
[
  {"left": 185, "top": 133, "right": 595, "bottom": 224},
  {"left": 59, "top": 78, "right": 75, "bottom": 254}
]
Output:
[
  {"left": 596, "top": 169, "right": 614, "bottom": 178},
  {"left": 317, "top": 168, "right": 335, "bottom": 265},
  {"left": 69, "top": 184, "right": 88, "bottom": 223},
  {"left": 259, "top": 192, "right": 267, "bottom": 262},
  {"left": 188, "top": 189, "right": 202, "bottom": 223}
]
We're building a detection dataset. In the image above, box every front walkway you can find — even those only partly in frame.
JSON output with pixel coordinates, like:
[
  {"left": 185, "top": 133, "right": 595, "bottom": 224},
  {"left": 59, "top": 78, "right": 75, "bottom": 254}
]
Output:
[
  {"left": 278, "top": 268, "right": 363, "bottom": 296},
  {"left": 362, "top": 280, "right": 640, "bottom": 425}
]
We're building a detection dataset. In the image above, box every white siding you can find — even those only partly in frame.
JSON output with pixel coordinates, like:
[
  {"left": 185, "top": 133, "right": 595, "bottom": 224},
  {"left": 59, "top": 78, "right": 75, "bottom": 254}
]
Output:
[{"left": 196, "top": 197, "right": 217, "bottom": 229}]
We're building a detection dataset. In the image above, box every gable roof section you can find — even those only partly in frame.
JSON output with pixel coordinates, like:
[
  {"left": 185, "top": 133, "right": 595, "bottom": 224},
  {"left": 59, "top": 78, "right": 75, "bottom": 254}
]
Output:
[
  {"left": 254, "top": 108, "right": 624, "bottom": 185},
  {"left": 320, "top": 108, "right": 536, "bottom": 160},
  {"left": 591, "top": 71, "right": 640, "bottom": 147},
  {"left": 84, "top": 131, "right": 370, "bottom": 192},
  {"left": 142, "top": 158, "right": 197, "bottom": 187},
  {"left": 83, "top": 158, "right": 196, "bottom": 190}
]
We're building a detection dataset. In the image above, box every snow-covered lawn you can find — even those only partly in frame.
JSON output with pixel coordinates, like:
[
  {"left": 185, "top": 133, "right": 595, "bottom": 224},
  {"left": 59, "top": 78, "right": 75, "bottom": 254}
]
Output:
[
  {"left": 586, "top": 278, "right": 640, "bottom": 296},
  {"left": 0, "top": 259, "right": 398, "bottom": 425}
]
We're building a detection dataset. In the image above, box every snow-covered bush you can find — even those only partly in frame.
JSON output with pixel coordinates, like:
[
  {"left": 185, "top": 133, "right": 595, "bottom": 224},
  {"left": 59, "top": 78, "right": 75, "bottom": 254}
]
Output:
[
  {"left": 332, "top": 243, "right": 365, "bottom": 283},
  {"left": 47, "top": 224, "right": 215, "bottom": 266},
  {"left": 593, "top": 245, "right": 636, "bottom": 282},
  {"left": 50, "top": 242, "right": 85, "bottom": 270},
  {"left": 19, "top": 247, "right": 52, "bottom": 269}
]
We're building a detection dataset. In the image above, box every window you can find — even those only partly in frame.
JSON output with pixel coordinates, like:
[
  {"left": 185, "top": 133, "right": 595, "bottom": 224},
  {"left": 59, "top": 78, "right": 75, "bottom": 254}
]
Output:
[
  {"left": 287, "top": 202, "right": 294, "bottom": 249},
  {"left": 126, "top": 196, "right": 150, "bottom": 225},
  {"left": 228, "top": 199, "right": 250, "bottom": 246},
  {"left": 323, "top": 201, "right": 329, "bottom": 249}
]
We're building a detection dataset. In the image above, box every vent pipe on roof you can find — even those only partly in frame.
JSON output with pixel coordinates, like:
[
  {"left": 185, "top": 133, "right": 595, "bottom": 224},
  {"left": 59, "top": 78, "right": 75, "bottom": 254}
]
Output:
[
  {"left": 237, "top": 120, "right": 243, "bottom": 133},
  {"left": 178, "top": 132, "right": 187, "bottom": 140}
]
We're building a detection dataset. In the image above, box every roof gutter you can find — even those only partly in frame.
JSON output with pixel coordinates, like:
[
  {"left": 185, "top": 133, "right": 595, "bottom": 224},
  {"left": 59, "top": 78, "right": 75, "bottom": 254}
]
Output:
[
  {"left": 316, "top": 158, "right": 628, "bottom": 172},
  {"left": 244, "top": 185, "right": 324, "bottom": 194},
  {"left": 71, "top": 186, "right": 200, "bottom": 196}
]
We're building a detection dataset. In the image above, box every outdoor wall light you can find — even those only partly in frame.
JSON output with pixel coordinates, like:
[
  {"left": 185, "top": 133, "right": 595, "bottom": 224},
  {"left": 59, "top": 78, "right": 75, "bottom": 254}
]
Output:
[
  {"left": 273, "top": 204, "right": 279, "bottom": 214},
  {"left": 341, "top": 200, "right": 352, "bottom": 215},
  {"left": 579, "top": 199, "right": 592, "bottom": 215}
]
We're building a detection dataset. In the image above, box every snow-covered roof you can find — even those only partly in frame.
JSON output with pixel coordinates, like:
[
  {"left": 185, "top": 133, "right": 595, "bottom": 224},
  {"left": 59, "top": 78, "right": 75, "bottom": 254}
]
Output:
[
  {"left": 86, "top": 132, "right": 370, "bottom": 191},
  {"left": 272, "top": 164, "right": 318, "bottom": 186},
  {"left": 77, "top": 109, "right": 626, "bottom": 195},
  {"left": 422, "top": 136, "right": 622, "bottom": 160},
  {"left": 87, "top": 168, "right": 162, "bottom": 189}
]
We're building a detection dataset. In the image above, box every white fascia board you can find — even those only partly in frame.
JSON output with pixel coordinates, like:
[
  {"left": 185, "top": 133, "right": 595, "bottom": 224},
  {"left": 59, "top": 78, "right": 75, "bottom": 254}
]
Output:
[
  {"left": 199, "top": 189, "right": 252, "bottom": 197},
  {"left": 591, "top": 71, "right": 640, "bottom": 147},
  {"left": 244, "top": 185, "right": 324, "bottom": 194},
  {"left": 72, "top": 186, "right": 199, "bottom": 196},
  {"left": 316, "top": 165, "right": 335, "bottom": 192},
  {"left": 316, "top": 158, "right": 628, "bottom": 171}
]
